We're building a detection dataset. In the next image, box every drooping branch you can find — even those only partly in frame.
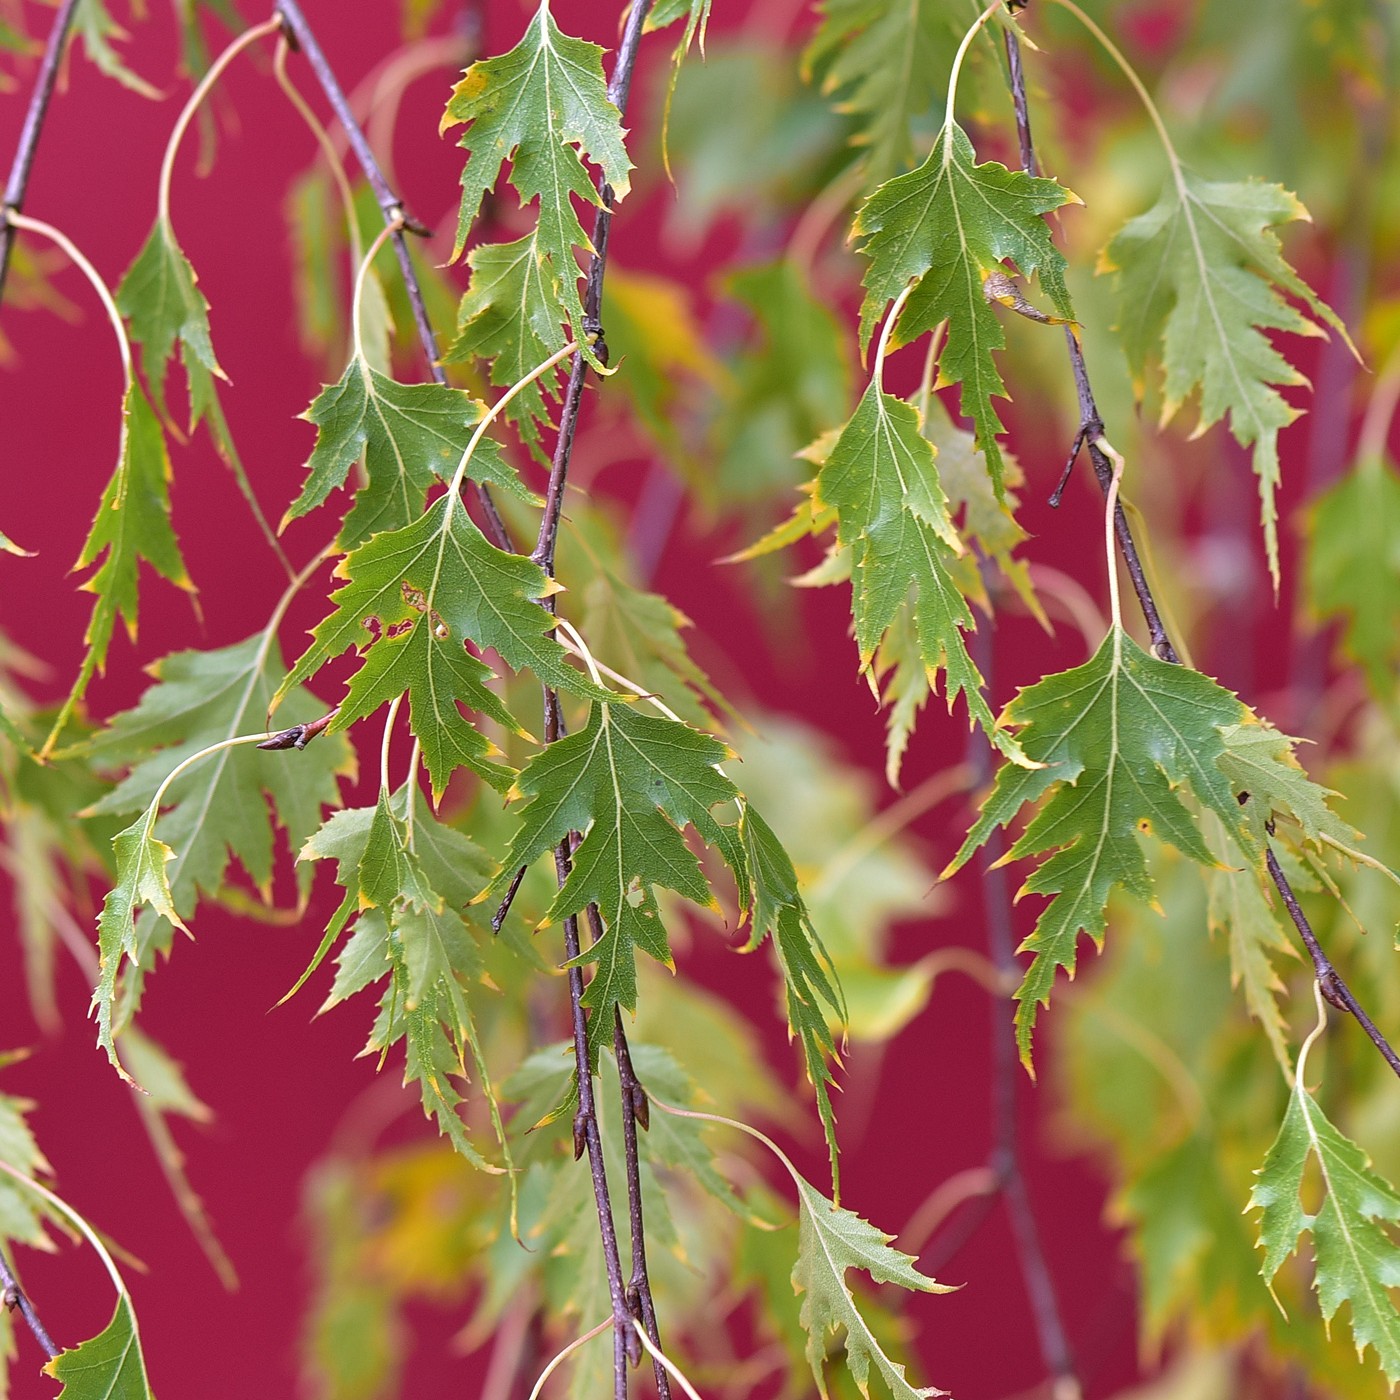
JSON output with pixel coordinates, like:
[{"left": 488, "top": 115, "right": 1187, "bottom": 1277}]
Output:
[
  {"left": 0, "top": 0, "right": 82, "bottom": 305},
  {"left": 0, "top": 1247, "right": 60, "bottom": 1362},
  {"left": 1001, "top": 20, "right": 1400, "bottom": 1082},
  {"left": 524, "top": 7, "right": 658, "bottom": 1396},
  {"left": 272, "top": 0, "right": 513, "bottom": 553}
]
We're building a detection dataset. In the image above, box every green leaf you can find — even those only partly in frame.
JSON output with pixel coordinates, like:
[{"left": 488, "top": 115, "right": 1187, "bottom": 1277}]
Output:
[
  {"left": 742, "top": 804, "right": 846, "bottom": 1192},
  {"left": 0, "top": 1092, "right": 53, "bottom": 1249},
  {"left": 854, "top": 122, "right": 1077, "bottom": 496},
  {"left": 1102, "top": 176, "right": 1348, "bottom": 585},
  {"left": 792, "top": 1171, "right": 950, "bottom": 1399},
  {"left": 285, "top": 357, "right": 535, "bottom": 548},
  {"left": 1216, "top": 718, "right": 1359, "bottom": 854},
  {"left": 440, "top": 234, "right": 570, "bottom": 457},
  {"left": 301, "top": 790, "right": 505, "bottom": 1170},
  {"left": 0, "top": 525, "right": 32, "bottom": 556},
  {"left": 117, "top": 221, "right": 224, "bottom": 428},
  {"left": 489, "top": 703, "right": 740, "bottom": 1064},
  {"left": 441, "top": 5, "right": 631, "bottom": 350},
  {"left": 813, "top": 379, "right": 1026, "bottom": 776},
  {"left": 1305, "top": 461, "right": 1400, "bottom": 698},
  {"left": 945, "top": 627, "right": 1258, "bottom": 1065},
  {"left": 87, "top": 634, "right": 353, "bottom": 931},
  {"left": 1251, "top": 1078, "right": 1400, "bottom": 1382},
  {"left": 43, "top": 1295, "right": 155, "bottom": 1400},
  {"left": 71, "top": 0, "right": 160, "bottom": 98},
  {"left": 95, "top": 806, "right": 188, "bottom": 1074},
  {"left": 281, "top": 492, "right": 601, "bottom": 794},
  {"left": 805, "top": 0, "right": 955, "bottom": 189},
  {"left": 52, "top": 382, "right": 195, "bottom": 747}
]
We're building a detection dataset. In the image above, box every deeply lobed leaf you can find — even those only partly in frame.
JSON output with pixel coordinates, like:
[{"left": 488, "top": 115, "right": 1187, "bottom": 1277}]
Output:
[
  {"left": 1102, "top": 175, "right": 1349, "bottom": 584},
  {"left": 285, "top": 357, "right": 536, "bottom": 548},
  {"left": 854, "top": 122, "right": 1077, "bottom": 497},
  {"left": 1252, "top": 1080, "right": 1400, "bottom": 1382},
  {"left": 441, "top": 5, "right": 631, "bottom": 352}
]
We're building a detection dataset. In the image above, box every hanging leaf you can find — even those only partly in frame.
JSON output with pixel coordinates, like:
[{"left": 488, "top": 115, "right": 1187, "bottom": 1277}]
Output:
[
  {"left": 284, "top": 356, "right": 536, "bottom": 547},
  {"left": 43, "top": 1295, "right": 156, "bottom": 1400},
  {"left": 440, "top": 4, "right": 631, "bottom": 351},
  {"left": 945, "top": 628, "right": 1265, "bottom": 1065},
  {"left": 94, "top": 806, "right": 187, "bottom": 1072},
  {"left": 854, "top": 122, "right": 1077, "bottom": 497},
  {"left": 440, "top": 235, "right": 570, "bottom": 457},
  {"left": 488, "top": 703, "right": 740, "bottom": 1064},
  {"left": 86, "top": 634, "right": 354, "bottom": 930},
  {"left": 50, "top": 383, "right": 195, "bottom": 748},
  {"left": 1252, "top": 1077, "right": 1400, "bottom": 1382},
  {"left": 805, "top": 0, "right": 955, "bottom": 189},
  {"left": 279, "top": 492, "right": 603, "bottom": 794},
  {"left": 71, "top": 0, "right": 160, "bottom": 98},
  {"left": 1101, "top": 176, "right": 1349, "bottom": 585},
  {"left": 741, "top": 804, "right": 846, "bottom": 1193},
  {"left": 1305, "top": 460, "right": 1400, "bottom": 699},
  {"left": 790, "top": 1166, "right": 949, "bottom": 1399},
  {"left": 299, "top": 789, "right": 505, "bottom": 1170}
]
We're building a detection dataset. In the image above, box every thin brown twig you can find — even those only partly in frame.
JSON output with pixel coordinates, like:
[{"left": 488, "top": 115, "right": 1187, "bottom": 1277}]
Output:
[
  {"left": 609, "top": 997, "right": 673, "bottom": 1400},
  {"left": 1001, "top": 22, "right": 1400, "bottom": 1083},
  {"left": 272, "top": 0, "right": 513, "bottom": 553},
  {"left": 0, "top": 1247, "right": 59, "bottom": 1361},
  {"left": 0, "top": 0, "right": 82, "bottom": 305}
]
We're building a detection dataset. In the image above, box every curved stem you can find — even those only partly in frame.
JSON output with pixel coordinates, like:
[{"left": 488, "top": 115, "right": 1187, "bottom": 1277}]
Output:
[
  {"left": 944, "top": 0, "right": 1009, "bottom": 139},
  {"left": 147, "top": 735, "right": 271, "bottom": 833},
  {"left": 273, "top": 35, "right": 364, "bottom": 270},
  {"left": 158, "top": 17, "right": 283, "bottom": 230},
  {"left": 1355, "top": 340, "right": 1400, "bottom": 471},
  {"left": 1095, "top": 435, "right": 1126, "bottom": 633},
  {"left": 526, "top": 1317, "right": 613, "bottom": 1400},
  {"left": 1046, "top": 0, "right": 1184, "bottom": 197},
  {"left": 874, "top": 281, "right": 917, "bottom": 386},
  {"left": 0, "top": 0, "right": 82, "bottom": 303},
  {"left": 631, "top": 1321, "right": 707, "bottom": 1400},
  {"left": 5, "top": 211, "right": 133, "bottom": 385},
  {"left": 379, "top": 692, "right": 405, "bottom": 796},
  {"left": 352, "top": 220, "right": 401, "bottom": 366}
]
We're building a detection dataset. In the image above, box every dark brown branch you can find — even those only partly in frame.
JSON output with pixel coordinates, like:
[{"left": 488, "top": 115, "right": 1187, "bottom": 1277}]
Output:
[
  {"left": 981, "top": 834, "right": 1080, "bottom": 1400},
  {"left": 0, "top": 1248, "right": 60, "bottom": 1362},
  {"left": 1002, "top": 28, "right": 1178, "bottom": 666},
  {"left": 609, "top": 990, "right": 673, "bottom": 1400},
  {"left": 273, "top": 0, "right": 513, "bottom": 553},
  {"left": 526, "top": 8, "right": 656, "bottom": 1395},
  {"left": 1002, "top": 22, "right": 1400, "bottom": 1080},
  {"left": 0, "top": 0, "right": 82, "bottom": 305},
  {"left": 1266, "top": 846, "right": 1400, "bottom": 1078}
]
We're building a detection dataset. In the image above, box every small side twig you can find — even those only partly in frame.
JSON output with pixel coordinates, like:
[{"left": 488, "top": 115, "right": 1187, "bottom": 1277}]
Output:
[
  {"left": 1002, "top": 22, "right": 1400, "bottom": 1081},
  {"left": 0, "top": 0, "right": 82, "bottom": 305},
  {"left": 0, "top": 1248, "right": 60, "bottom": 1362},
  {"left": 273, "top": 0, "right": 513, "bottom": 554}
]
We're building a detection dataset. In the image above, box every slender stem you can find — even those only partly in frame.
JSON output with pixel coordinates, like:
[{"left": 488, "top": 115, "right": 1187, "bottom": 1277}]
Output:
[
  {"left": 273, "top": 0, "right": 514, "bottom": 553},
  {"left": 526, "top": 1316, "right": 613, "bottom": 1400},
  {"left": 158, "top": 17, "right": 284, "bottom": 229},
  {"left": 352, "top": 221, "right": 401, "bottom": 366},
  {"left": 0, "top": 1247, "right": 59, "bottom": 1361},
  {"left": 273, "top": 35, "right": 364, "bottom": 271},
  {"left": 0, "top": 0, "right": 82, "bottom": 305},
  {"left": 1002, "top": 23, "right": 1400, "bottom": 1087},
  {"left": 611, "top": 999, "right": 673, "bottom": 1400},
  {"left": 4, "top": 211, "right": 133, "bottom": 385}
]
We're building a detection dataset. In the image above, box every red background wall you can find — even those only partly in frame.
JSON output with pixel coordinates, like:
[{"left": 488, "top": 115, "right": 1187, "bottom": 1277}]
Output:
[{"left": 0, "top": 3, "right": 1150, "bottom": 1397}]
